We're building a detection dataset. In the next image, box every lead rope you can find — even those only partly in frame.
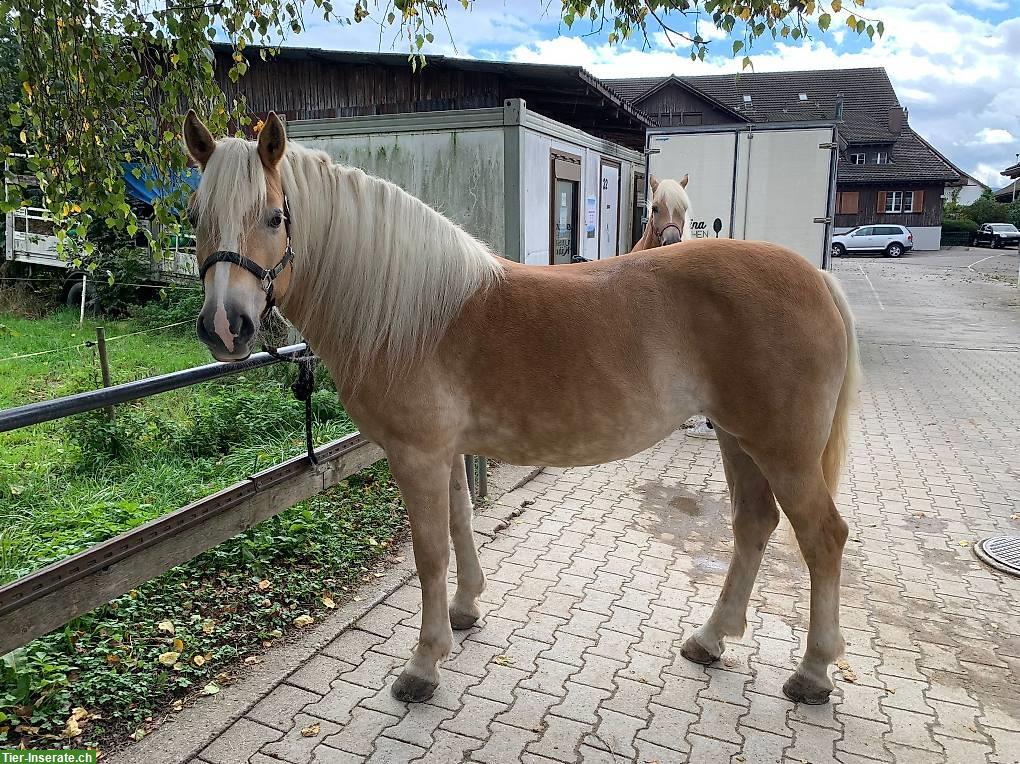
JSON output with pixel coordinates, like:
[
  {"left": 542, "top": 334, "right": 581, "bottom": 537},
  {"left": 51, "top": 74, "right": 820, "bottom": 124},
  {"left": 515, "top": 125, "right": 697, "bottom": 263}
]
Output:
[{"left": 263, "top": 344, "right": 319, "bottom": 466}]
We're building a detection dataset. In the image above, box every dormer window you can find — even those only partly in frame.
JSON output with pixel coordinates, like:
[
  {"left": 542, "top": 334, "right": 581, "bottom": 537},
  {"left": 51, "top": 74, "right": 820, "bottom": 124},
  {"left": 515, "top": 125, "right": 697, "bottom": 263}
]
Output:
[
  {"left": 849, "top": 153, "right": 866, "bottom": 165},
  {"left": 876, "top": 151, "right": 889, "bottom": 165}
]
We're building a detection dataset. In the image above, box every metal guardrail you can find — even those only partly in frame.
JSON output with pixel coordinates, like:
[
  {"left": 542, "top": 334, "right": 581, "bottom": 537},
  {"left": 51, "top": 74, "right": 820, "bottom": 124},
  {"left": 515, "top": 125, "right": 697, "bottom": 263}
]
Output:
[
  {"left": 0, "top": 341, "right": 489, "bottom": 654},
  {"left": 0, "top": 343, "right": 310, "bottom": 433}
]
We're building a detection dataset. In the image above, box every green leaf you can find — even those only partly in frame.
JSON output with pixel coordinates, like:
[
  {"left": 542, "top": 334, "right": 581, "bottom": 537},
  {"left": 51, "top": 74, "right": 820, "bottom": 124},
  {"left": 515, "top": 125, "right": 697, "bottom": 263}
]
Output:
[
  {"left": 818, "top": 13, "right": 831, "bottom": 31},
  {"left": 732, "top": 40, "right": 744, "bottom": 55}
]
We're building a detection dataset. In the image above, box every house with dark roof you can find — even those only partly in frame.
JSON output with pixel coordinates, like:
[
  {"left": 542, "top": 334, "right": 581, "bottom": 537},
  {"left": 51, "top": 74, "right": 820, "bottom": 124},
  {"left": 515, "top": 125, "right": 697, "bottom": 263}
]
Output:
[
  {"left": 604, "top": 68, "right": 962, "bottom": 250},
  {"left": 947, "top": 171, "right": 990, "bottom": 207},
  {"left": 995, "top": 158, "right": 1020, "bottom": 203}
]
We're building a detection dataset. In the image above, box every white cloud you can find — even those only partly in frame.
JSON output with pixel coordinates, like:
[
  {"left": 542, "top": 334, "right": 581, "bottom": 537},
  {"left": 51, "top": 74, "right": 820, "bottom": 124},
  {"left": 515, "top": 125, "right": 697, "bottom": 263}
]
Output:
[
  {"left": 974, "top": 128, "right": 1016, "bottom": 145},
  {"left": 972, "top": 163, "right": 1009, "bottom": 187}
]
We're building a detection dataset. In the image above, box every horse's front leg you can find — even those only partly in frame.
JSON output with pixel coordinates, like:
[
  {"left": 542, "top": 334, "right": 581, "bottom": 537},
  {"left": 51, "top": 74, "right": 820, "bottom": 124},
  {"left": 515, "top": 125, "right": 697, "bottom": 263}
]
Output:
[{"left": 388, "top": 448, "right": 454, "bottom": 703}]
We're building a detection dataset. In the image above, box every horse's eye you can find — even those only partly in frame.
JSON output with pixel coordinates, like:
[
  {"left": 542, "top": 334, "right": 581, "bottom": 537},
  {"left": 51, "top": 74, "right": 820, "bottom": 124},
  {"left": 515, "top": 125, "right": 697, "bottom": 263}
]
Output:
[
  {"left": 268, "top": 212, "right": 283, "bottom": 229},
  {"left": 651, "top": 205, "right": 659, "bottom": 214}
]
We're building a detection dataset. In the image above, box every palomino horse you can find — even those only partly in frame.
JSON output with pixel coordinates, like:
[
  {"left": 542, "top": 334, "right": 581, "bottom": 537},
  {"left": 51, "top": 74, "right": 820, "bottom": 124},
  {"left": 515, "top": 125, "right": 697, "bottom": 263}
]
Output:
[
  {"left": 183, "top": 111, "right": 860, "bottom": 706},
  {"left": 630, "top": 174, "right": 693, "bottom": 252}
]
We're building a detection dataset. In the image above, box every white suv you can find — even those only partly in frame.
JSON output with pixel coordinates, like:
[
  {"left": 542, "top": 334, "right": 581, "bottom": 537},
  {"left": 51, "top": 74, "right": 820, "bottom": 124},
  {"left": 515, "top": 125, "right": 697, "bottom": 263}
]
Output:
[{"left": 831, "top": 225, "right": 913, "bottom": 258}]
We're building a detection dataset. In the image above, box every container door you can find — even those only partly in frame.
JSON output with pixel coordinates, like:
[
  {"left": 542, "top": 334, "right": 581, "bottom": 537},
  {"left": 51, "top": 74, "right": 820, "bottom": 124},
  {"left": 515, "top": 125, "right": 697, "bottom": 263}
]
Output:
[
  {"left": 598, "top": 161, "right": 621, "bottom": 258},
  {"left": 551, "top": 152, "right": 581, "bottom": 265},
  {"left": 646, "top": 130, "right": 738, "bottom": 241},
  {"left": 552, "top": 178, "right": 578, "bottom": 264},
  {"left": 738, "top": 126, "right": 836, "bottom": 268}
]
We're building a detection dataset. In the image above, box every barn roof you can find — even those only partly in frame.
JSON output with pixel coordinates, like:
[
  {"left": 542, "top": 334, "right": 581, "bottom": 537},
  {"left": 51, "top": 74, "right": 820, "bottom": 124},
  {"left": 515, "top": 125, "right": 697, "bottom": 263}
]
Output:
[{"left": 212, "top": 44, "right": 653, "bottom": 148}]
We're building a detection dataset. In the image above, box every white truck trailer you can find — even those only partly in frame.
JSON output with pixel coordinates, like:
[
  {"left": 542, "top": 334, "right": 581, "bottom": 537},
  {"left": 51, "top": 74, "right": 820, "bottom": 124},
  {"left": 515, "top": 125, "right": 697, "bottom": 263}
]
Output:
[{"left": 644, "top": 122, "right": 839, "bottom": 269}]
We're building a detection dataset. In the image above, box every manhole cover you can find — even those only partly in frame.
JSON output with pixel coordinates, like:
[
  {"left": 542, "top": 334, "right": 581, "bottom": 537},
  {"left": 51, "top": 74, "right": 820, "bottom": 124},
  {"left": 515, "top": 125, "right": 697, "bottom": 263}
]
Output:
[{"left": 974, "top": 536, "right": 1020, "bottom": 577}]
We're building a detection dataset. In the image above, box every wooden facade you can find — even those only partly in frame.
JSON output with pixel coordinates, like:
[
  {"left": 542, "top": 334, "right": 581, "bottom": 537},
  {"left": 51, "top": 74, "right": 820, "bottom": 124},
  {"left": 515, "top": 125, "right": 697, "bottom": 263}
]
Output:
[
  {"left": 834, "top": 183, "right": 944, "bottom": 230},
  {"left": 213, "top": 47, "right": 650, "bottom": 149},
  {"left": 636, "top": 86, "right": 736, "bottom": 128}
]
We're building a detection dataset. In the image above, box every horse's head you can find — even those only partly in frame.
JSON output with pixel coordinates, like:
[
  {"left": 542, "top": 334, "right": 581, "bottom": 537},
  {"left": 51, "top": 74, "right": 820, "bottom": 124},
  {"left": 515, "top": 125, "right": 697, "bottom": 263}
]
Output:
[
  {"left": 183, "top": 110, "right": 294, "bottom": 362},
  {"left": 647, "top": 174, "right": 691, "bottom": 247}
]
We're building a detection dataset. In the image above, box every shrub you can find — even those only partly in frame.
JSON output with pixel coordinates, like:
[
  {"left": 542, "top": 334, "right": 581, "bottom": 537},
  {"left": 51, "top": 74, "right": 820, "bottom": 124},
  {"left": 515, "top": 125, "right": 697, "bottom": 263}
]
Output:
[
  {"left": 941, "top": 218, "right": 978, "bottom": 233},
  {"left": 65, "top": 379, "right": 348, "bottom": 464},
  {"left": 183, "top": 383, "right": 304, "bottom": 456},
  {"left": 961, "top": 198, "right": 1011, "bottom": 226},
  {"left": 130, "top": 287, "right": 204, "bottom": 328}
]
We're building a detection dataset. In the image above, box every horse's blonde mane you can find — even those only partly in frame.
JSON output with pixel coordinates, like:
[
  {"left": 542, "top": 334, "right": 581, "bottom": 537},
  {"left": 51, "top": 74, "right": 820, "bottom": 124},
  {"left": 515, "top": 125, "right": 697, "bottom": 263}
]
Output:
[
  {"left": 194, "top": 138, "right": 505, "bottom": 385},
  {"left": 193, "top": 138, "right": 267, "bottom": 251}
]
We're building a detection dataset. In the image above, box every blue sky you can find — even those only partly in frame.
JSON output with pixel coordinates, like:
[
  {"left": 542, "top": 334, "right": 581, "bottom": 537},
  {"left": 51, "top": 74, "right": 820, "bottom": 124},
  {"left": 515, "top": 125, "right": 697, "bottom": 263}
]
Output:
[{"left": 286, "top": 1, "right": 1019, "bottom": 189}]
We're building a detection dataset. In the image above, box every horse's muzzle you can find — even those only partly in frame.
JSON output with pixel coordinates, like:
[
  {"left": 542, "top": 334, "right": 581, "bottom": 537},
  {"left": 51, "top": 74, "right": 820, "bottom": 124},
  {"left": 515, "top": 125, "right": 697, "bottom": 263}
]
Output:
[
  {"left": 197, "top": 304, "right": 256, "bottom": 361},
  {"left": 660, "top": 224, "right": 683, "bottom": 246}
]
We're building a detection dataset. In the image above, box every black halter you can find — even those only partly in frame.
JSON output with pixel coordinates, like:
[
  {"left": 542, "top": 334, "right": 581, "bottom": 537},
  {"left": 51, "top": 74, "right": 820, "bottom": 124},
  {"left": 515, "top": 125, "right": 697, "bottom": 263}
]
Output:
[{"left": 198, "top": 195, "right": 295, "bottom": 317}]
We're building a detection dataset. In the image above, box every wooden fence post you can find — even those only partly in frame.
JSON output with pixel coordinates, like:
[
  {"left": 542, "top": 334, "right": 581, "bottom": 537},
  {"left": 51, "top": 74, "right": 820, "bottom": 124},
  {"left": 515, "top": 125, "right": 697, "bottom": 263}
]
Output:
[{"left": 95, "top": 327, "right": 114, "bottom": 421}]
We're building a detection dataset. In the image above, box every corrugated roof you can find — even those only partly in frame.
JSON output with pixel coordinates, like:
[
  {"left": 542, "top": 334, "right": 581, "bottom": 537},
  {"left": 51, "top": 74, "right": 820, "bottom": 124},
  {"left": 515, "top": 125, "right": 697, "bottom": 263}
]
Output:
[{"left": 603, "top": 68, "right": 961, "bottom": 184}]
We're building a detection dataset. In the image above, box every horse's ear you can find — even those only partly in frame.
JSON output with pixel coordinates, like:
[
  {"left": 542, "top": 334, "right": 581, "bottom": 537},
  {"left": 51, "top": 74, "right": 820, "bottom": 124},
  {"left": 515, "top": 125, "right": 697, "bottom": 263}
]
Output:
[
  {"left": 680, "top": 173, "right": 689, "bottom": 188},
  {"left": 183, "top": 110, "right": 215, "bottom": 168},
  {"left": 649, "top": 176, "right": 660, "bottom": 193},
  {"left": 258, "top": 112, "right": 287, "bottom": 169}
]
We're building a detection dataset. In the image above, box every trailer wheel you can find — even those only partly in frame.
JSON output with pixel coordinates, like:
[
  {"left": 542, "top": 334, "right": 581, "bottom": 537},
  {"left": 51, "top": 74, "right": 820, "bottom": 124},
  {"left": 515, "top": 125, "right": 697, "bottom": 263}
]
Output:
[{"left": 65, "top": 276, "right": 98, "bottom": 312}]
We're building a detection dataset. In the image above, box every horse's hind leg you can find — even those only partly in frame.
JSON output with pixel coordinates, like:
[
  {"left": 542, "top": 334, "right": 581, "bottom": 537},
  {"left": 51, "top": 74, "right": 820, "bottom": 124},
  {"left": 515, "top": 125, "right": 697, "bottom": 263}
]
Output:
[
  {"left": 448, "top": 456, "right": 485, "bottom": 629},
  {"left": 387, "top": 448, "right": 454, "bottom": 703},
  {"left": 761, "top": 462, "right": 848, "bottom": 705},
  {"left": 682, "top": 428, "right": 779, "bottom": 664}
]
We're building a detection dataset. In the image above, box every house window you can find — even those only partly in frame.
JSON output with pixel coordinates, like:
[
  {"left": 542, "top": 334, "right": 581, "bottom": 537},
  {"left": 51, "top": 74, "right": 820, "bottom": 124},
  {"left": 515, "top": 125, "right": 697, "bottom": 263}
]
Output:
[
  {"left": 876, "top": 151, "right": 889, "bottom": 165},
  {"left": 849, "top": 153, "right": 866, "bottom": 165},
  {"left": 880, "top": 191, "right": 919, "bottom": 214},
  {"left": 681, "top": 112, "right": 703, "bottom": 126}
]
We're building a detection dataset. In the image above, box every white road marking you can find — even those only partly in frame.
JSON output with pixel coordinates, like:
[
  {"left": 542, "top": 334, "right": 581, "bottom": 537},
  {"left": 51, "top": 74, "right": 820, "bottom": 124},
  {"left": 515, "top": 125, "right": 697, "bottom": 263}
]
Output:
[
  {"left": 967, "top": 253, "right": 999, "bottom": 272},
  {"left": 857, "top": 263, "right": 885, "bottom": 311}
]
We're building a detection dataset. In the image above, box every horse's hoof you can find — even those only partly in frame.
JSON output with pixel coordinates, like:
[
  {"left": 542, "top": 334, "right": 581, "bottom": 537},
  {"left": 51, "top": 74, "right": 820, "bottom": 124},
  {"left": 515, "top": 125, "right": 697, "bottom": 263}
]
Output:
[
  {"left": 391, "top": 671, "right": 439, "bottom": 703},
  {"left": 782, "top": 673, "right": 832, "bottom": 705},
  {"left": 680, "top": 635, "right": 720, "bottom": 665},
  {"left": 449, "top": 609, "right": 480, "bottom": 630}
]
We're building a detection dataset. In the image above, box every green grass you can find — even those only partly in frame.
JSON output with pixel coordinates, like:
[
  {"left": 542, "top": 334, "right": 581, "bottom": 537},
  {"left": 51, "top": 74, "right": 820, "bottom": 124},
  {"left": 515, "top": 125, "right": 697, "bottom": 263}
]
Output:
[{"left": 0, "top": 304, "right": 408, "bottom": 749}]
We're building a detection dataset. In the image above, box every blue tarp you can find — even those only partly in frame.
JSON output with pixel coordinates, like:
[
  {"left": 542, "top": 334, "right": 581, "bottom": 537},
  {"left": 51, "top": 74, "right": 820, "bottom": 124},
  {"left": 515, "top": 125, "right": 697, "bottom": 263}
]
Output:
[{"left": 121, "top": 163, "right": 201, "bottom": 208}]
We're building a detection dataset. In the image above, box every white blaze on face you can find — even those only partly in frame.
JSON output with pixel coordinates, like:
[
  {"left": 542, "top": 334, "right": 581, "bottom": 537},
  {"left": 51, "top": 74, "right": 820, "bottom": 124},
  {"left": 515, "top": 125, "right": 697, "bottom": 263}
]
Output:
[
  {"left": 208, "top": 263, "right": 233, "bottom": 352},
  {"left": 204, "top": 232, "right": 267, "bottom": 354}
]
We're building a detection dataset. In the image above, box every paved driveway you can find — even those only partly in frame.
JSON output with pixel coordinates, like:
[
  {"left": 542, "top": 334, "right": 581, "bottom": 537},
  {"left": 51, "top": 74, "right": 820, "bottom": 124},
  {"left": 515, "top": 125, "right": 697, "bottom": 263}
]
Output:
[{"left": 119, "top": 252, "right": 1020, "bottom": 764}]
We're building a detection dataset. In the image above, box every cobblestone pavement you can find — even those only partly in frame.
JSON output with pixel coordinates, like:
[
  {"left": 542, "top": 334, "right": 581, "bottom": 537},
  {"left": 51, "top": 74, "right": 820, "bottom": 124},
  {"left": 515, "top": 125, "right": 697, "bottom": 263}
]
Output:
[{"left": 156, "top": 254, "right": 1019, "bottom": 764}]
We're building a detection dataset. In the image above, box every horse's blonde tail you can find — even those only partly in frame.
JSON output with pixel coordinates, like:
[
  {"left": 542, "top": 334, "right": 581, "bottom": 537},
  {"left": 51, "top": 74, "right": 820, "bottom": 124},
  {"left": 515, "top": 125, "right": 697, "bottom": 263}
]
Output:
[{"left": 820, "top": 270, "right": 861, "bottom": 498}]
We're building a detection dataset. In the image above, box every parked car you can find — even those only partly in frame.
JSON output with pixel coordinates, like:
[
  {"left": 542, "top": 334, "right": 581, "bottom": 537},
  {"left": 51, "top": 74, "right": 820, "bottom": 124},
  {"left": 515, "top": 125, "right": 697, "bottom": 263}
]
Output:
[
  {"left": 972, "top": 223, "right": 1020, "bottom": 248},
  {"left": 831, "top": 225, "right": 913, "bottom": 258}
]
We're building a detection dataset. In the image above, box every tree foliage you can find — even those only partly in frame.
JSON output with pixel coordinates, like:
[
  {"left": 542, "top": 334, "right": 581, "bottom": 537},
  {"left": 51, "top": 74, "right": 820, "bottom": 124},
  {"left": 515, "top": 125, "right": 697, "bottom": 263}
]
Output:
[{"left": 0, "top": 0, "right": 884, "bottom": 255}]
